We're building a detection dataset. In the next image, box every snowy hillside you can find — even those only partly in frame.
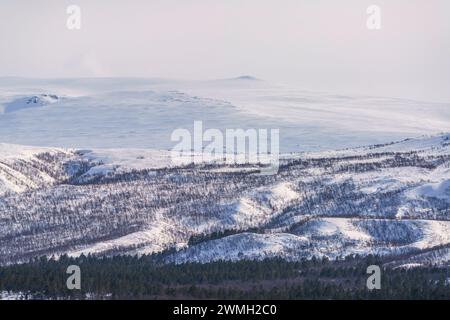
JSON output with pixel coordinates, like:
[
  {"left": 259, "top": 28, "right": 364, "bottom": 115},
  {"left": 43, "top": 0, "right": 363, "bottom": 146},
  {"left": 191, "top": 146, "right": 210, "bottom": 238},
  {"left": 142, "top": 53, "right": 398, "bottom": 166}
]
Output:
[
  {"left": 0, "top": 77, "right": 449, "bottom": 267},
  {"left": 0, "top": 145, "right": 175, "bottom": 196},
  {"left": 0, "top": 133, "right": 449, "bottom": 266},
  {"left": 0, "top": 77, "right": 449, "bottom": 152},
  {"left": 0, "top": 144, "right": 74, "bottom": 196},
  {"left": 0, "top": 94, "right": 61, "bottom": 114}
]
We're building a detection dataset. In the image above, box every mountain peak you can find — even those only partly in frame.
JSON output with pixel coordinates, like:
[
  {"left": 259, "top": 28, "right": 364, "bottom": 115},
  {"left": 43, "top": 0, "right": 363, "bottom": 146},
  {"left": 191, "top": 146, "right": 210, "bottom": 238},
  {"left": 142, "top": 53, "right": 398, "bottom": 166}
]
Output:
[
  {"left": 230, "top": 75, "right": 261, "bottom": 81},
  {"left": 2, "top": 94, "right": 60, "bottom": 114}
]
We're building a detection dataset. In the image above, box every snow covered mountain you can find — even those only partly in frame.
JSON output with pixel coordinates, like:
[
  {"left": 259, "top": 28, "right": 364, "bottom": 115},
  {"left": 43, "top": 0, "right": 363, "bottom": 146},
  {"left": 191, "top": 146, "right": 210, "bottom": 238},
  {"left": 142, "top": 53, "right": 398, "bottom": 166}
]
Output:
[
  {"left": 0, "top": 77, "right": 449, "bottom": 152},
  {"left": 0, "top": 133, "right": 449, "bottom": 267},
  {"left": 0, "top": 94, "right": 61, "bottom": 114},
  {"left": 0, "top": 78, "right": 449, "bottom": 267},
  {"left": 0, "top": 144, "right": 74, "bottom": 196}
]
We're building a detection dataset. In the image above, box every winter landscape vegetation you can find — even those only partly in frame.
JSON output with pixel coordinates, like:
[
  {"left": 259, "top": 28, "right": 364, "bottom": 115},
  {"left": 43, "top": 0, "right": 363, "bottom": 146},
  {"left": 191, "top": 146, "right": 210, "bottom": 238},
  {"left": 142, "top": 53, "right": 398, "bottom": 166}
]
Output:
[{"left": 0, "top": 77, "right": 449, "bottom": 299}]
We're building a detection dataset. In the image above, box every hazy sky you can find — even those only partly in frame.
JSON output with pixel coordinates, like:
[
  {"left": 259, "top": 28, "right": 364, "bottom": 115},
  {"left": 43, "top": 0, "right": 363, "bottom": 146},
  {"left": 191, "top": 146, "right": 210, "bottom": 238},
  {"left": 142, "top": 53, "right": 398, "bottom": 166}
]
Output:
[{"left": 1, "top": 0, "right": 450, "bottom": 101}]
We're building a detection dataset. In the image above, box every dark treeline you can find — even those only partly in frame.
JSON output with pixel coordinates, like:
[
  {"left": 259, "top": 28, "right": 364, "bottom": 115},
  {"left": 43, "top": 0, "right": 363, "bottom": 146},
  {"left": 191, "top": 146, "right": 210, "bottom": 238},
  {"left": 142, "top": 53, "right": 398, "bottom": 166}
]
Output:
[
  {"left": 0, "top": 254, "right": 449, "bottom": 300},
  {"left": 187, "top": 228, "right": 260, "bottom": 246}
]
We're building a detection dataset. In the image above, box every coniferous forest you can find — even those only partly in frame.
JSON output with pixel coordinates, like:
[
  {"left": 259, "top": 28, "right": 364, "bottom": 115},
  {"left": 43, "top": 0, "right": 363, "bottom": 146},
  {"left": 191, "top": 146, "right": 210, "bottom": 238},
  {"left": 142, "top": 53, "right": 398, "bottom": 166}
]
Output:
[{"left": 0, "top": 254, "right": 449, "bottom": 300}]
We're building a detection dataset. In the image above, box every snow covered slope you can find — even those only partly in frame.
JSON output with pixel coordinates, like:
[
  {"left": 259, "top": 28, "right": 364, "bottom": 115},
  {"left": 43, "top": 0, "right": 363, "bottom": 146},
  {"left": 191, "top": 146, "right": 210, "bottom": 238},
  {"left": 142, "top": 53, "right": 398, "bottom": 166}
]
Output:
[
  {"left": 0, "top": 144, "right": 74, "bottom": 196},
  {"left": 167, "top": 218, "right": 450, "bottom": 264},
  {"left": 0, "top": 94, "right": 61, "bottom": 114},
  {"left": 0, "top": 79, "right": 449, "bottom": 265},
  {"left": 0, "top": 77, "right": 449, "bottom": 152},
  {"left": 0, "top": 133, "right": 450, "bottom": 266},
  {"left": 0, "top": 144, "right": 175, "bottom": 196}
]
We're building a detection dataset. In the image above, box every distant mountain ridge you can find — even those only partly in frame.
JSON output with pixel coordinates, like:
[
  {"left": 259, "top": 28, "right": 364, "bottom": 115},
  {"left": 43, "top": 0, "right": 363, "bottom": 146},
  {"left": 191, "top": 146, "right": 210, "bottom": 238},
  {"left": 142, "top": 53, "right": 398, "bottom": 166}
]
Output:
[{"left": 0, "top": 78, "right": 449, "bottom": 152}]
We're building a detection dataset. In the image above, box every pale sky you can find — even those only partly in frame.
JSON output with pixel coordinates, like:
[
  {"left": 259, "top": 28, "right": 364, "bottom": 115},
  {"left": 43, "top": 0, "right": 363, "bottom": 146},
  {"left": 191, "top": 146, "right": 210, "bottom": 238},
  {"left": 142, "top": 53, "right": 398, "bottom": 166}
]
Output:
[{"left": 1, "top": 0, "right": 450, "bottom": 102}]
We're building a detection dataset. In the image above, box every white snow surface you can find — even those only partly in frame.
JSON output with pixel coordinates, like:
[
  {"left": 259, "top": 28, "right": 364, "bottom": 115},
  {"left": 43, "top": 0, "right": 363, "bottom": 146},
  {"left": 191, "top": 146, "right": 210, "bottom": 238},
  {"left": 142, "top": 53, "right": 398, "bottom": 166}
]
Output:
[
  {"left": 1, "top": 77, "right": 449, "bottom": 152},
  {"left": 409, "top": 180, "right": 450, "bottom": 203},
  {"left": 169, "top": 218, "right": 450, "bottom": 264},
  {"left": 0, "top": 143, "right": 70, "bottom": 195}
]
